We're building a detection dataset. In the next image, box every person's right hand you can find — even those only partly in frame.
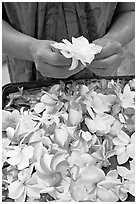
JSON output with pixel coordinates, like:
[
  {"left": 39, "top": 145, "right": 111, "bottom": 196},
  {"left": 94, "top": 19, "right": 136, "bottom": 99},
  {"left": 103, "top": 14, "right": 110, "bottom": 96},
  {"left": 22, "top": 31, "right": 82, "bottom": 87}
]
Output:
[{"left": 30, "top": 39, "right": 85, "bottom": 78}]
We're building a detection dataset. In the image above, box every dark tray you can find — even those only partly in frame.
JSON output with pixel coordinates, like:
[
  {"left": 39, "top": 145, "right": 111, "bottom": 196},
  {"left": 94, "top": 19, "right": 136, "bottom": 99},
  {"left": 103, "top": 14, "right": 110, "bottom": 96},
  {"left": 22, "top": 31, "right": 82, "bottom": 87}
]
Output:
[{"left": 2, "top": 75, "right": 135, "bottom": 202}]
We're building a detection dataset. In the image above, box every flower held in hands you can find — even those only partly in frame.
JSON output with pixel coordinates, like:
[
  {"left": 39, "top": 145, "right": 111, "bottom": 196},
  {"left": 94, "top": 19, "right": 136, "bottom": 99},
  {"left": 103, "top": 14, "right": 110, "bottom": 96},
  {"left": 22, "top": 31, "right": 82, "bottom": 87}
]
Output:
[{"left": 51, "top": 36, "right": 102, "bottom": 70}]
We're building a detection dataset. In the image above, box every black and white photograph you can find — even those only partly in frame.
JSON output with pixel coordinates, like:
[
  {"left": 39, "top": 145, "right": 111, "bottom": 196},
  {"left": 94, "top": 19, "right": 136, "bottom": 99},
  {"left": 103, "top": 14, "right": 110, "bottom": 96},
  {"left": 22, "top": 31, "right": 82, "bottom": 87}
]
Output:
[{"left": 2, "top": 1, "right": 135, "bottom": 202}]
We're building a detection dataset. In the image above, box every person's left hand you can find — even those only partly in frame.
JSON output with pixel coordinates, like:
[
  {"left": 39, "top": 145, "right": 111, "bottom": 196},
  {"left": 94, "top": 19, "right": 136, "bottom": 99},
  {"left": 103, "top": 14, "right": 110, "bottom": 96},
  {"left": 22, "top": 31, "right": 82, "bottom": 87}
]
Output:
[{"left": 88, "top": 37, "right": 124, "bottom": 76}]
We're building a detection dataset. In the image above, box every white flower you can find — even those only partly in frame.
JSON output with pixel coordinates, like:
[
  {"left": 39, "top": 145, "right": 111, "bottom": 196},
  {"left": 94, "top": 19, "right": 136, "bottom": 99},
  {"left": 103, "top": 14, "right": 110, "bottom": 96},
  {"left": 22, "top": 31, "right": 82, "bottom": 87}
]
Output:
[
  {"left": 51, "top": 36, "right": 102, "bottom": 70},
  {"left": 84, "top": 91, "right": 116, "bottom": 114},
  {"left": 85, "top": 113, "right": 115, "bottom": 135},
  {"left": 113, "top": 131, "right": 135, "bottom": 164},
  {"left": 2, "top": 109, "right": 20, "bottom": 131},
  {"left": 2, "top": 137, "right": 11, "bottom": 164},
  {"left": 36, "top": 152, "right": 69, "bottom": 188},
  {"left": 8, "top": 165, "right": 42, "bottom": 202},
  {"left": 34, "top": 92, "right": 58, "bottom": 114},
  {"left": 118, "top": 84, "right": 135, "bottom": 109},
  {"left": 6, "top": 145, "right": 34, "bottom": 170},
  {"left": 117, "top": 160, "right": 135, "bottom": 196}
]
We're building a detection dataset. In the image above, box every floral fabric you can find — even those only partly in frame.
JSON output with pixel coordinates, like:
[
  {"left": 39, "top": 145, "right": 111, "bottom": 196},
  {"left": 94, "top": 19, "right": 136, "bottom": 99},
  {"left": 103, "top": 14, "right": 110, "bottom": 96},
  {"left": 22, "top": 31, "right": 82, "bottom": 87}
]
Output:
[{"left": 3, "top": 2, "right": 117, "bottom": 82}]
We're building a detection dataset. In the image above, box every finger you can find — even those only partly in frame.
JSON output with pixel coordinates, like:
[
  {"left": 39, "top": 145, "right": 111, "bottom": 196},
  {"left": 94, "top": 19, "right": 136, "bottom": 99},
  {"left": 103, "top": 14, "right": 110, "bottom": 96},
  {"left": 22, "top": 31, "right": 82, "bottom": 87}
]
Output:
[
  {"left": 93, "top": 38, "right": 122, "bottom": 60},
  {"left": 95, "top": 42, "right": 122, "bottom": 60},
  {"left": 91, "top": 67, "right": 117, "bottom": 76},
  {"left": 36, "top": 61, "right": 85, "bottom": 79},
  {"left": 36, "top": 62, "right": 69, "bottom": 78},
  {"left": 41, "top": 51, "right": 72, "bottom": 67},
  {"left": 90, "top": 54, "right": 123, "bottom": 69}
]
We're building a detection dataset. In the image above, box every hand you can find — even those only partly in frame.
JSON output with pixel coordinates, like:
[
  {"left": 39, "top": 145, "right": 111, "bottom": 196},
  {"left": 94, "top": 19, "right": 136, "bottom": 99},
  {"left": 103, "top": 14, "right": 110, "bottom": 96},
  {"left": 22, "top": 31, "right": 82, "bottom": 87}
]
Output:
[
  {"left": 88, "top": 37, "right": 124, "bottom": 76},
  {"left": 30, "top": 39, "right": 85, "bottom": 78}
]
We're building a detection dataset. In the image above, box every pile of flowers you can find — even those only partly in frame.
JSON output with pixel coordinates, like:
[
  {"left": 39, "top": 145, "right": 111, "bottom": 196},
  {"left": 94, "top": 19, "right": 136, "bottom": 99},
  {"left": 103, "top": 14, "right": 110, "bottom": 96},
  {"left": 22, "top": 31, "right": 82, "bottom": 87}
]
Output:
[{"left": 2, "top": 78, "right": 135, "bottom": 202}]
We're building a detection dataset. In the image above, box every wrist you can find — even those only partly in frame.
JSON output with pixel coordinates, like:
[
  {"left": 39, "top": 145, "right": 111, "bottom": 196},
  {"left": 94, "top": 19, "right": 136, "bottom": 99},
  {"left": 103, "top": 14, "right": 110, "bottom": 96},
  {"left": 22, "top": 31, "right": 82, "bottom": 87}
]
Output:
[{"left": 27, "top": 37, "right": 39, "bottom": 62}]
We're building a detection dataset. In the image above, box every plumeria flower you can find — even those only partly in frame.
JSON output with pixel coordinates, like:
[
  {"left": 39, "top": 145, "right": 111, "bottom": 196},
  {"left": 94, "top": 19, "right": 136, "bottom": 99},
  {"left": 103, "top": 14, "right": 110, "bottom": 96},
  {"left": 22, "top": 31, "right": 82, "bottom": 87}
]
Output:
[
  {"left": 118, "top": 84, "right": 135, "bottom": 109},
  {"left": 51, "top": 36, "right": 102, "bottom": 70},
  {"left": 31, "top": 110, "right": 60, "bottom": 131},
  {"left": 113, "top": 131, "right": 135, "bottom": 164},
  {"left": 2, "top": 109, "right": 20, "bottom": 131},
  {"left": 116, "top": 160, "right": 135, "bottom": 198},
  {"left": 5, "top": 113, "right": 37, "bottom": 144},
  {"left": 85, "top": 113, "right": 115, "bottom": 135},
  {"left": 8, "top": 165, "right": 42, "bottom": 202},
  {"left": 84, "top": 91, "right": 116, "bottom": 114},
  {"left": 117, "top": 166, "right": 135, "bottom": 197},
  {"left": 97, "top": 170, "right": 121, "bottom": 202},
  {"left": 36, "top": 152, "right": 69, "bottom": 188},
  {"left": 6, "top": 144, "right": 34, "bottom": 170},
  {"left": 34, "top": 92, "right": 58, "bottom": 114},
  {"left": 70, "top": 165, "right": 120, "bottom": 202}
]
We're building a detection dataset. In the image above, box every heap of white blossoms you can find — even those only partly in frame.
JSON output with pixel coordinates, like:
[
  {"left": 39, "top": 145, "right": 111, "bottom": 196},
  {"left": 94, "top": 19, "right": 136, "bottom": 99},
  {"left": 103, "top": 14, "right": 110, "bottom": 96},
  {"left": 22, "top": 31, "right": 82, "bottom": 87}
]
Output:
[
  {"left": 2, "top": 77, "right": 135, "bottom": 202},
  {"left": 51, "top": 36, "right": 102, "bottom": 70}
]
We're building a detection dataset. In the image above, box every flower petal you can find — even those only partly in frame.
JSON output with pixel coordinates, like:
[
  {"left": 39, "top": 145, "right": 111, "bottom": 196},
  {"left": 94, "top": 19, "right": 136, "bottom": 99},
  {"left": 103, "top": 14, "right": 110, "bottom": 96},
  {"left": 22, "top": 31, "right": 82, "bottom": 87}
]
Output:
[
  {"left": 41, "top": 93, "right": 57, "bottom": 105},
  {"left": 69, "top": 57, "right": 79, "bottom": 70},
  {"left": 60, "top": 50, "right": 73, "bottom": 58},
  {"left": 50, "top": 153, "right": 67, "bottom": 172},
  {"left": 2, "top": 110, "right": 11, "bottom": 131},
  {"left": 68, "top": 108, "right": 82, "bottom": 126},
  {"left": 72, "top": 36, "right": 89, "bottom": 47},
  {"left": 15, "top": 189, "right": 26, "bottom": 202},
  {"left": 26, "top": 185, "right": 41, "bottom": 199},
  {"left": 40, "top": 153, "right": 53, "bottom": 173},
  {"left": 84, "top": 53, "right": 95, "bottom": 64},
  {"left": 34, "top": 102, "right": 45, "bottom": 113},
  {"left": 97, "top": 186, "right": 118, "bottom": 202},
  {"left": 62, "top": 38, "right": 73, "bottom": 47},
  {"left": 98, "top": 179, "right": 121, "bottom": 189},
  {"left": 54, "top": 126, "right": 68, "bottom": 147},
  {"left": 127, "top": 143, "right": 135, "bottom": 158},
  {"left": 80, "top": 165, "right": 105, "bottom": 184},
  {"left": 18, "top": 146, "right": 34, "bottom": 170},
  {"left": 81, "top": 131, "right": 92, "bottom": 141},
  {"left": 117, "top": 131, "right": 129, "bottom": 144},
  {"left": 18, "top": 165, "right": 34, "bottom": 183},
  {"left": 8, "top": 180, "right": 24, "bottom": 199},
  {"left": 6, "top": 127, "right": 15, "bottom": 141},
  {"left": 115, "top": 146, "right": 126, "bottom": 155},
  {"left": 117, "top": 166, "right": 129, "bottom": 177},
  {"left": 117, "top": 151, "right": 129, "bottom": 164},
  {"left": 70, "top": 181, "right": 88, "bottom": 201},
  {"left": 113, "top": 137, "right": 125, "bottom": 146},
  {"left": 85, "top": 118, "right": 96, "bottom": 133},
  {"left": 51, "top": 42, "right": 68, "bottom": 50},
  {"left": 129, "top": 184, "right": 135, "bottom": 196}
]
